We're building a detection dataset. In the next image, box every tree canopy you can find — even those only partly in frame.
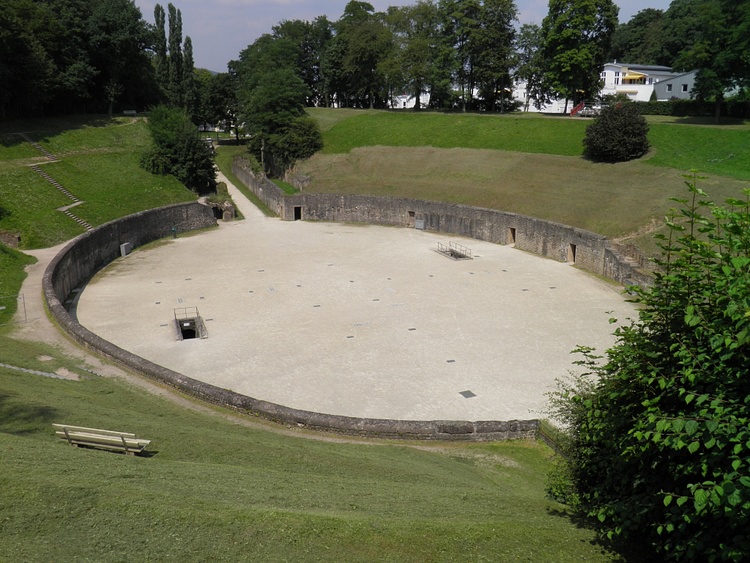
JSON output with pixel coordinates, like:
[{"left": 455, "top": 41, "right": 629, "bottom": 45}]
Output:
[{"left": 540, "top": 0, "right": 619, "bottom": 112}]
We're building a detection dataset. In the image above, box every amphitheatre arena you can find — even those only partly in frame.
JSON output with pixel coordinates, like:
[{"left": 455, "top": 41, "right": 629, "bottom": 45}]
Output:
[{"left": 70, "top": 176, "right": 638, "bottom": 425}]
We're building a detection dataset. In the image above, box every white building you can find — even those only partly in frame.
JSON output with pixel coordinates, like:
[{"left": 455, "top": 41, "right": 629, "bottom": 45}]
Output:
[
  {"left": 514, "top": 62, "right": 698, "bottom": 112},
  {"left": 600, "top": 63, "right": 696, "bottom": 102}
]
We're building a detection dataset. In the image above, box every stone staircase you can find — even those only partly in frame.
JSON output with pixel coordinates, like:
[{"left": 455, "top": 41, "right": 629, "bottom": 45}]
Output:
[
  {"left": 29, "top": 164, "right": 93, "bottom": 232},
  {"left": 17, "top": 132, "right": 58, "bottom": 161}
]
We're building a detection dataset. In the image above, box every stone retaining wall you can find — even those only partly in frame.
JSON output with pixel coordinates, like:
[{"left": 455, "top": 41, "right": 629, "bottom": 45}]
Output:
[
  {"left": 43, "top": 200, "right": 536, "bottom": 441},
  {"left": 233, "top": 157, "right": 653, "bottom": 287}
]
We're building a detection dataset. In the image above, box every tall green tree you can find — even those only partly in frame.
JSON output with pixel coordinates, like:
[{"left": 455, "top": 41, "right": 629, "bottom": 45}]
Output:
[
  {"left": 473, "top": 0, "right": 517, "bottom": 112},
  {"left": 386, "top": 1, "right": 444, "bottom": 109},
  {"left": 669, "top": 0, "right": 750, "bottom": 121},
  {"left": 141, "top": 105, "right": 216, "bottom": 194},
  {"left": 540, "top": 0, "right": 619, "bottom": 112},
  {"left": 153, "top": 4, "right": 169, "bottom": 92},
  {"left": 334, "top": 1, "right": 393, "bottom": 109},
  {"left": 547, "top": 179, "right": 750, "bottom": 560},
  {"left": 235, "top": 34, "right": 322, "bottom": 174},
  {"left": 608, "top": 8, "right": 665, "bottom": 65},
  {"left": 166, "top": 3, "right": 183, "bottom": 107},
  {"left": 439, "top": 0, "right": 482, "bottom": 111},
  {"left": 514, "top": 23, "right": 551, "bottom": 111},
  {"left": 272, "top": 17, "right": 333, "bottom": 106}
]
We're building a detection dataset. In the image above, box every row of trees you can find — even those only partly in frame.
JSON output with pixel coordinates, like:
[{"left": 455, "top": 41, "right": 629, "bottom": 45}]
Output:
[
  {"left": 1, "top": 0, "right": 157, "bottom": 119},
  {"left": 233, "top": 0, "right": 526, "bottom": 113},
  {"left": 231, "top": 0, "right": 749, "bottom": 117},
  {"left": 609, "top": 0, "right": 750, "bottom": 117}
]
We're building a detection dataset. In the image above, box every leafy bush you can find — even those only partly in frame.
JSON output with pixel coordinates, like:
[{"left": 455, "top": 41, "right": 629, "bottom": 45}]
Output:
[
  {"left": 547, "top": 177, "right": 750, "bottom": 561},
  {"left": 141, "top": 105, "right": 216, "bottom": 194},
  {"left": 583, "top": 102, "right": 650, "bottom": 162}
]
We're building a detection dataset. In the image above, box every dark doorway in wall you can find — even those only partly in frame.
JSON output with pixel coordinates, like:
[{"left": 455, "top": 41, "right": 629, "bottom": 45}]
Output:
[
  {"left": 508, "top": 227, "right": 516, "bottom": 246},
  {"left": 568, "top": 243, "right": 577, "bottom": 264},
  {"left": 294, "top": 206, "right": 302, "bottom": 221},
  {"left": 407, "top": 211, "right": 415, "bottom": 227}
]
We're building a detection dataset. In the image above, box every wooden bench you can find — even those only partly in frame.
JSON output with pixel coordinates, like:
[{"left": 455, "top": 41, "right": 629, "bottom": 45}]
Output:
[{"left": 53, "top": 424, "right": 151, "bottom": 456}]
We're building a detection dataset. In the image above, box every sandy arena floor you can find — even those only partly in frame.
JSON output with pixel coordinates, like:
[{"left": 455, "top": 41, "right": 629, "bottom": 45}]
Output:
[{"left": 74, "top": 174, "right": 637, "bottom": 422}]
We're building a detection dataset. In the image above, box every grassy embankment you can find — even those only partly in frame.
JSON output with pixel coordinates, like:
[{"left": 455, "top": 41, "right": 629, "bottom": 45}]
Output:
[
  {"left": 1, "top": 362, "right": 623, "bottom": 561},
  {"left": 301, "top": 109, "right": 750, "bottom": 248}
]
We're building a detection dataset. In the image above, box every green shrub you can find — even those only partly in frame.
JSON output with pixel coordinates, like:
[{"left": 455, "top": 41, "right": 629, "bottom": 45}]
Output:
[
  {"left": 548, "top": 178, "right": 750, "bottom": 560},
  {"left": 583, "top": 103, "right": 650, "bottom": 162}
]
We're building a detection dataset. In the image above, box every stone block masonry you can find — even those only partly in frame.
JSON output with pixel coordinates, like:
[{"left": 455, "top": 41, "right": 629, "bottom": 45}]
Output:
[{"left": 233, "top": 156, "right": 652, "bottom": 288}]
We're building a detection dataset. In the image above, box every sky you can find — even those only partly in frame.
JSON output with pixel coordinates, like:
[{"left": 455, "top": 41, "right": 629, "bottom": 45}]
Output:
[{"left": 133, "top": 0, "right": 674, "bottom": 73}]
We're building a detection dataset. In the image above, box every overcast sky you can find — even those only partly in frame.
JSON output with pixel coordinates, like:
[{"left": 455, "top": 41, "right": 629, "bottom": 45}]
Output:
[{"left": 133, "top": 0, "right": 673, "bottom": 73}]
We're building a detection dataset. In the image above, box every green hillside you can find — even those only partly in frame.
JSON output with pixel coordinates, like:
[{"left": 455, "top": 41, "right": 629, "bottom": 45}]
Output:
[{"left": 0, "top": 365, "right": 620, "bottom": 561}]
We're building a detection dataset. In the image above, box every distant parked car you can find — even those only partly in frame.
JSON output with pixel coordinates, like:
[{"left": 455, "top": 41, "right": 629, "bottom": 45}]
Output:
[{"left": 578, "top": 105, "right": 601, "bottom": 117}]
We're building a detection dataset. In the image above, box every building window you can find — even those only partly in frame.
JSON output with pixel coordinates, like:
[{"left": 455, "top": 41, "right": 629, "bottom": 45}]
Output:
[
  {"left": 648, "top": 77, "right": 653, "bottom": 85},
  {"left": 666, "top": 84, "right": 673, "bottom": 92},
  {"left": 615, "top": 71, "right": 620, "bottom": 85},
  {"left": 682, "top": 83, "right": 688, "bottom": 92}
]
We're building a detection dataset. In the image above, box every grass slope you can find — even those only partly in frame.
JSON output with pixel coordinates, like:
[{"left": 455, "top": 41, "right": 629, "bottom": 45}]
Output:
[
  {"left": 0, "top": 116, "right": 194, "bottom": 250},
  {"left": 300, "top": 109, "right": 750, "bottom": 244},
  {"left": 1, "top": 368, "right": 618, "bottom": 561},
  {"left": 0, "top": 246, "right": 36, "bottom": 325}
]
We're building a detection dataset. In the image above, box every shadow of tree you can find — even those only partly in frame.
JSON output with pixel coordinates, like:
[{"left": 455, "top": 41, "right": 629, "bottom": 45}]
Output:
[
  {"left": 546, "top": 506, "right": 652, "bottom": 562},
  {"left": 0, "top": 391, "right": 59, "bottom": 435}
]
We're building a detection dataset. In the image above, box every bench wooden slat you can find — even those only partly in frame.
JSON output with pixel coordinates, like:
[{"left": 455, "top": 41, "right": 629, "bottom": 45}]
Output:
[
  {"left": 53, "top": 424, "right": 137, "bottom": 438},
  {"left": 54, "top": 431, "right": 150, "bottom": 447},
  {"left": 53, "top": 424, "right": 150, "bottom": 455}
]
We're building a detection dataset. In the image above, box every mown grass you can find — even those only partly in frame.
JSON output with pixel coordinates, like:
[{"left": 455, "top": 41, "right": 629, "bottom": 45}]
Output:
[
  {"left": 300, "top": 109, "right": 750, "bottom": 245},
  {"left": 0, "top": 367, "right": 620, "bottom": 561},
  {"left": 0, "top": 116, "right": 194, "bottom": 249},
  {"left": 0, "top": 246, "right": 36, "bottom": 325},
  {"left": 320, "top": 111, "right": 589, "bottom": 156}
]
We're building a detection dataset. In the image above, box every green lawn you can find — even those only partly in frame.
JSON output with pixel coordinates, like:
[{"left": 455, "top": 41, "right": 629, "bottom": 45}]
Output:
[
  {"left": 0, "top": 116, "right": 194, "bottom": 249},
  {"left": 298, "top": 109, "right": 750, "bottom": 246},
  {"left": 0, "top": 367, "right": 620, "bottom": 561}
]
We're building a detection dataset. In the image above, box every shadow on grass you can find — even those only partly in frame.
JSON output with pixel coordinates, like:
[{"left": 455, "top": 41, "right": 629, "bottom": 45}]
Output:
[
  {"left": 0, "top": 114, "right": 120, "bottom": 139},
  {"left": 671, "top": 116, "right": 749, "bottom": 126},
  {"left": 0, "top": 391, "right": 59, "bottom": 436},
  {"left": 546, "top": 507, "right": 653, "bottom": 562}
]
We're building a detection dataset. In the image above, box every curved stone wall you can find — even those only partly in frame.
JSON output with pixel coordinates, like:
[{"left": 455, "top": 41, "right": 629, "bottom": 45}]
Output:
[
  {"left": 43, "top": 200, "right": 537, "bottom": 441},
  {"left": 234, "top": 157, "right": 652, "bottom": 288}
]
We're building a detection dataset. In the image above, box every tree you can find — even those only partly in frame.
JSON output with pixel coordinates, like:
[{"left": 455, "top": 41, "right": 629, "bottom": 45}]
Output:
[
  {"left": 141, "top": 105, "right": 216, "bottom": 194},
  {"left": 582, "top": 102, "right": 649, "bottom": 162},
  {"left": 272, "top": 17, "right": 333, "bottom": 106},
  {"left": 386, "top": 1, "right": 444, "bottom": 110},
  {"left": 473, "top": 0, "right": 517, "bottom": 112},
  {"left": 167, "top": 3, "right": 183, "bottom": 106},
  {"left": 439, "top": 0, "right": 482, "bottom": 111},
  {"left": 547, "top": 179, "right": 750, "bottom": 560},
  {"left": 235, "top": 34, "right": 322, "bottom": 175},
  {"left": 334, "top": 1, "right": 393, "bottom": 109},
  {"left": 608, "top": 8, "right": 665, "bottom": 65},
  {"left": 669, "top": 0, "right": 750, "bottom": 122},
  {"left": 540, "top": 0, "right": 619, "bottom": 112},
  {"left": 514, "top": 23, "right": 551, "bottom": 111}
]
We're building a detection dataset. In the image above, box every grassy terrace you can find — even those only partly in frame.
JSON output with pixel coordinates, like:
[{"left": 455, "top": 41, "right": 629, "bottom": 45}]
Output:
[
  {"left": 302, "top": 109, "right": 750, "bottom": 247},
  {"left": 2, "top": 110, "right": 748, "bottom": 560}
]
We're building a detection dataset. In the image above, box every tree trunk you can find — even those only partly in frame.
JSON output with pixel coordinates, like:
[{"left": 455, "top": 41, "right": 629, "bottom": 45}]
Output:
[{"left": 714, "top": 96, "right": 723, "bottom": 125}]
